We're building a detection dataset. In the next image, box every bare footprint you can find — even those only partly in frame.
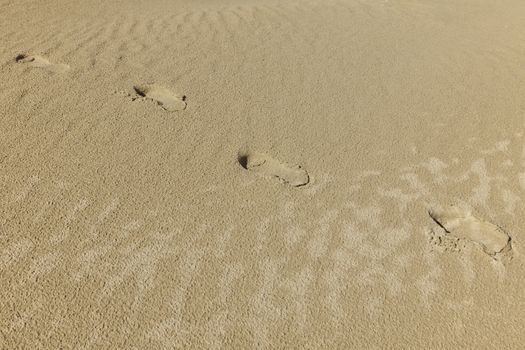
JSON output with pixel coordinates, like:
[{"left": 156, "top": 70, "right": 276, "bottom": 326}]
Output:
[
  {"left": 16, "top": 54, "right": 70, "bottom": 73},
  {"left": 428, "top": 205, "right": 511, "bottom": 258},
  {"left": 133, "top": 84, "right": 186, "bottom": 112},
  {"left": 238, "top": 152, "right": 309, "bottom": 187}
]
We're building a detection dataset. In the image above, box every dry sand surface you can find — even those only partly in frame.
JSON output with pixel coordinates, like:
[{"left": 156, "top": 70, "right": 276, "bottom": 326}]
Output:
[{"left": 1, "top": 0, "right": 525, "bottom": 348}]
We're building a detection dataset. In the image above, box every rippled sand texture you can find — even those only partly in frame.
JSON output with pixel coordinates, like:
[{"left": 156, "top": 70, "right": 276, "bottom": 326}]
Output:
[{"left": 1, "top": 0, "right": 525, "bottom": 348}]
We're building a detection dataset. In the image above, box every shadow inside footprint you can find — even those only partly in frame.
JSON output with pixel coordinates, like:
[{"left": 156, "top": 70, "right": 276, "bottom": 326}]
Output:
[
  {"left": 133, "top": 84, "right": 186, "bottom": 112},
  {"left": 16, "top": 54, "right": 69, "bottom": 73},
  {"left": 429, "top": 205, "right": 511, "bottom": 258},
  {"left": 239, "top": 152, "right": 309, "bottom": 187}
]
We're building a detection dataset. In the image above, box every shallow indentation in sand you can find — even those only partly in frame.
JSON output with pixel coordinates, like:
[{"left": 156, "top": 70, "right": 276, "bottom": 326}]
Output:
[
  {"left": 133, "top": 84, "right": 186, "bottom": 111},
  {"left": 16, "top": 54, "right": 70, "bottom": 73},
  {"left": 519, "top": 173, "right": 525, "bottom": 190},
  {"left": 238, "top": 152, "right": 309, "bottom": 187},
  {"left": 428, "top": 205, "right": 511, "bottom": 258}
]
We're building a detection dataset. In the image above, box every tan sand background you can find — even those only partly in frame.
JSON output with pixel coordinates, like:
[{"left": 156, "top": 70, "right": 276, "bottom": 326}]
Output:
[{"left": 1, "top": 0, "right": 525, "bottom": 348}]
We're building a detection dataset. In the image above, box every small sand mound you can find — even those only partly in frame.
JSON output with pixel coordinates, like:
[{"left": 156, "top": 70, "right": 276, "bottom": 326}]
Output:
[
  {"left": 16, "top": 54, "right": 70, "bottom": 73},
  {"left": 239, "top": 152, "right": 309, "bottom": 187},
  {"left": 133, "top": 84, "right": 186, "bottom": 112}
]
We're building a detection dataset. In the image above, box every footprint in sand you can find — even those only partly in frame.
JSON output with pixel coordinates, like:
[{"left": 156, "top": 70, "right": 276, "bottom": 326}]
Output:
[
  {"left": 16, "top": 54, "right": 70, "bottom": 73},
  {"left": 428, "top": 205, "right": 511, "bottom": 258},
  {"left": 133, "top": 84, "right": 186, "bottom": 112},
  {"left": 238, "top": 152, "right": 309, "bottom": 187}
]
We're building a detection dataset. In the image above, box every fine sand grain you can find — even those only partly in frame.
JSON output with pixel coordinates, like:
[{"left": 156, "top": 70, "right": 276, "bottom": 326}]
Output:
[{"left": 1, "top": 0, "right": 525, "bottom": 348}]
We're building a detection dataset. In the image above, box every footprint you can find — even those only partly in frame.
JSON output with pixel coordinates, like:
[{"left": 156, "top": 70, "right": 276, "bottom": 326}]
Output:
[
  {"left": 519, "top": 173, "right": 525, "bottom": 190},
  {"left": 238, "top": 152, "right": 309, "bottom": 187},
  {"left": 16, "top": 54, "right": 70, "bottom": 73},
  {"left": 133, "top": 84, "right": 186, "bottom": 111},
  {"left": 428, "top": 205, "right": 511, "bottom": 258}
]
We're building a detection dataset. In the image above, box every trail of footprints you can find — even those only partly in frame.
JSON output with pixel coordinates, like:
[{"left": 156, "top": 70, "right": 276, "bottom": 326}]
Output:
[
  {"left": 12, "top": 52, "right": 519, "bottom": 263},
  {"left": 16, "top": 54, "right": 186, "bottom": 112}
]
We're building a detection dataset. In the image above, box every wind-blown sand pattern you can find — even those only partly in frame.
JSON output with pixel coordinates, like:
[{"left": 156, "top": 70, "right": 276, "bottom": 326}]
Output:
[{"left": 1, "top": 0, "right": 525, "bottom": 348}]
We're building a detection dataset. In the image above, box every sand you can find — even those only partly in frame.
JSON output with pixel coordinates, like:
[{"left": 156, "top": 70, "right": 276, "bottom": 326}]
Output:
[{"left": 1, "top": 0, "right": 525, "bottom": 348}]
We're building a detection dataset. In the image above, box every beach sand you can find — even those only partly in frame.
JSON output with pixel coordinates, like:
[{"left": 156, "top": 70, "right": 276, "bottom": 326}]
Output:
[{"left": 1, "top": 0, "right": 525, "bottom": 348}]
